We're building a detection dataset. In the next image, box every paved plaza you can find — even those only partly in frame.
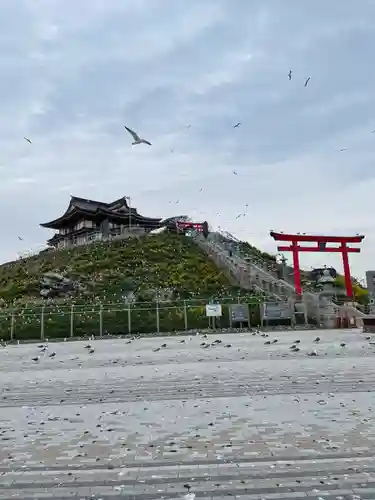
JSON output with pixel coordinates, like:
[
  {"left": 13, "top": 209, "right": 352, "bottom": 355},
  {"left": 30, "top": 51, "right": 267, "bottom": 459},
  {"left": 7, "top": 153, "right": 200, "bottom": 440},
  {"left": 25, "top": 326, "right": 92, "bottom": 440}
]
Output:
[{"left": 0, "top": 329, "right": 375, "bottom": 499}]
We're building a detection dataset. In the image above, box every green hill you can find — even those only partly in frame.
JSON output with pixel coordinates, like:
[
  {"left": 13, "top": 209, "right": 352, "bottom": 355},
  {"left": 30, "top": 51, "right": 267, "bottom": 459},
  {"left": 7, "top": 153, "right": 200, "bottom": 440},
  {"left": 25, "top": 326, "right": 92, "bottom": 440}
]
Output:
[
  {"left": 0, "top": 234, "right": 238, "bottom": 304},
  {"left": 0, "top": 232, "right": 366, "bottom": 341},
  {"left": 0, "top": 234, "right": 262, "bottom": 340}
]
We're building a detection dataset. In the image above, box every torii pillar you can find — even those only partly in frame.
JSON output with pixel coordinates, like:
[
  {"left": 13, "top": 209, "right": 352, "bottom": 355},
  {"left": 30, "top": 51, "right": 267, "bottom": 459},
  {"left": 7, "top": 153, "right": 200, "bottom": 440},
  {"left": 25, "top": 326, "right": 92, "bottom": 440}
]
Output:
[{"left": 270, "top": 232, "right": 365, "bottom": 298}]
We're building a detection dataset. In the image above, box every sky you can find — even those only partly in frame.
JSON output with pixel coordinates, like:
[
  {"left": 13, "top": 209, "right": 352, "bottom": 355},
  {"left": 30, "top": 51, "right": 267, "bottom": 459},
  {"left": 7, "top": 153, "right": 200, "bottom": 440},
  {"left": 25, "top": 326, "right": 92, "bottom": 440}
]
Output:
[{"left": 0, "top": 0, "right": 375, "bottom": 281}]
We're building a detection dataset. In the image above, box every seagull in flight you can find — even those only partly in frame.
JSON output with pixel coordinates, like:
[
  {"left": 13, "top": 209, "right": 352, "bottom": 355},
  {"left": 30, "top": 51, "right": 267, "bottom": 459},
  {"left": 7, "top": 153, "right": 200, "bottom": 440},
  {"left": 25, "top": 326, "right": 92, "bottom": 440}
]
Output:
[
  {"left": 124, "top": 126, "right": 151, "bottom": 146},
  {"left": 304, "top": 77, "right": 311, "bottom": 87},
  {"left": 17, "top": 236, "right": 23, "bottom": 241},
  {"left": 233, "top": 122, "right": 241, "bottom": 128},
  {"left": 288, "top": 70, "right": 292, "bottom": 80},
  {"left": 24, "top": 137, "right": 32, "bottom": 144},
  {"left": 233, "top": 170, "right": 238, "bottom": 175},
  {"left": 339, "top": 148, "right": 347, "bottom": 152}
]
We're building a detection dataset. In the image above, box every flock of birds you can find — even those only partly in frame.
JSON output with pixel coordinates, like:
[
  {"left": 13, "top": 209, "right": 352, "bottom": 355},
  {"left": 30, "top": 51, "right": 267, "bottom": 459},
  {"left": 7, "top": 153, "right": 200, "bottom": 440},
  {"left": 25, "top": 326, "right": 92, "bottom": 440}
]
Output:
[
  {"left": 20, "top": 70, "right": 312, "bottom": 151},
  {"left": 11, "top": 328, "right": 374, "bottom": 365},
  {"left": 30, "top": 339, "right": 95, "bottom": 362},
  {"left": 0, "top": 330, "right": 375, "bottom": 499},
  {"left": 16, "top": 65, "right": 375, "bottom": 242},
  {"left": 20, "top": 67, "right": 375, "bottom": 161},
  {"left": 122, "top": 71, "right": 311, "bottom": 149}
]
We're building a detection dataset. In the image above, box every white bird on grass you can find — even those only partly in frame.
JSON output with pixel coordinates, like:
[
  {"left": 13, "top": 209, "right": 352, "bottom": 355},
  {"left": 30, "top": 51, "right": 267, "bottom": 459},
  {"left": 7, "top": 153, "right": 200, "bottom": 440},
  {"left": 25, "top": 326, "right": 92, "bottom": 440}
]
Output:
[{"left": 124, "top": 126, "right": 151, "bottom": 146}]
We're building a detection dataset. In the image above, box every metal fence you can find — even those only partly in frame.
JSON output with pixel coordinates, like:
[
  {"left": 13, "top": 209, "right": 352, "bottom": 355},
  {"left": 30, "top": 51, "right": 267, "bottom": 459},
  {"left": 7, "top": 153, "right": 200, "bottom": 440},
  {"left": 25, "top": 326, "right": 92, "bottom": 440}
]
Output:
[
  {"left": 0, "top": 297, "right": 265, "bottom": 341},
  {"left": 0, "top": 296, "right": 360, "bottom": 342}
]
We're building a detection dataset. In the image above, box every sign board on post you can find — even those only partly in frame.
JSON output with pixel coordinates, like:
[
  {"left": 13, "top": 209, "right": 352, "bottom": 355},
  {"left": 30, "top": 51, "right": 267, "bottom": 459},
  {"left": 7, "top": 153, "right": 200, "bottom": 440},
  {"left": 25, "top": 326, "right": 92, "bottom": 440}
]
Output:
[
  {"left": 229, "top": 304, "right": 249, "bottom": 323},
  {"left": 205, "top": 304, "right": 222, "bottom": 317},
  {"left": 262, "top": 302, "right": 292, "bottom": 320}
]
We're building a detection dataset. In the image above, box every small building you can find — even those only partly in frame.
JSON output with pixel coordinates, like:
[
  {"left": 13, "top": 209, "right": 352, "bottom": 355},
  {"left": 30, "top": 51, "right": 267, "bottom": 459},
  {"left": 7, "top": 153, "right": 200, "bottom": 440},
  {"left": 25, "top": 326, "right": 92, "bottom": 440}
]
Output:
[{"left": 40, "top": 196, "right": 162, "bottom": 249}]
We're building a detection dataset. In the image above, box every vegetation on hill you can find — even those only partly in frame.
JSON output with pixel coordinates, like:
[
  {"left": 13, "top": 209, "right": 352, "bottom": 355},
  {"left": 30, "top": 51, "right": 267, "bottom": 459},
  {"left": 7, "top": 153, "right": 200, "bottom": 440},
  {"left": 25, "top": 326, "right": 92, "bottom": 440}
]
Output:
[
  {"left": 0, "top": 234, "right": 241, "bottom": 304},
  {"left": 237, "top": 241, "right": 276, "bottom": 265},
  {"left": 335, "top": 275, "right": 368, "bottom": 305},
  {"left": 0, "top": 234, "right": 262, "bottom": 340},
  {"left": 0, "top": 231, "right": 367, "bottom": 341}
]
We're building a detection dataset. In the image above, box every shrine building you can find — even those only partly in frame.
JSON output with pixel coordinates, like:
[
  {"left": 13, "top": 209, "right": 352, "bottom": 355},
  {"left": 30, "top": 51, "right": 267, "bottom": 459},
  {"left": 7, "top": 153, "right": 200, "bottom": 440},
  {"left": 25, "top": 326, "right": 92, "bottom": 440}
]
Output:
[{"left": 40, "top": 196, "right": 162, "bottom": 249}]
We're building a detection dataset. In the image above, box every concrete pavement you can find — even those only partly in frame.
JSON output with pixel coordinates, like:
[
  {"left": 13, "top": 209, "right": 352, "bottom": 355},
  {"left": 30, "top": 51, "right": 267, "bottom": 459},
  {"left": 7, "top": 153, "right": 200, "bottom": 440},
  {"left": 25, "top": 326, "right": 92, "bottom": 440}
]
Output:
[{"left": 0, "top": 329, "right": 374, "bottom": 499}]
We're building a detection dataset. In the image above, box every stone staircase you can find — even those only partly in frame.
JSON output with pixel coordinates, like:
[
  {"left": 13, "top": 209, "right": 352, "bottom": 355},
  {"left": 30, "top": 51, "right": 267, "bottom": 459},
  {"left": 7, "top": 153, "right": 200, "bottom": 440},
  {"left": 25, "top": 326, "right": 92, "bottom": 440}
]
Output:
[{"left": 193, "top": 231, "right": 365, "bottom": 325}]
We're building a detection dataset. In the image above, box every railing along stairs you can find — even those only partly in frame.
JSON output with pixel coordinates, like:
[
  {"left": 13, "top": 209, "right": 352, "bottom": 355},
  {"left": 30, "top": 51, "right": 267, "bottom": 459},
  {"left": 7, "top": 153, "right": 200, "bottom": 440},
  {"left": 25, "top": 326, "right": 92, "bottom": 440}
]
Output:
[{"left": 192, "top": 230, "right": 365, "bottom": 324}]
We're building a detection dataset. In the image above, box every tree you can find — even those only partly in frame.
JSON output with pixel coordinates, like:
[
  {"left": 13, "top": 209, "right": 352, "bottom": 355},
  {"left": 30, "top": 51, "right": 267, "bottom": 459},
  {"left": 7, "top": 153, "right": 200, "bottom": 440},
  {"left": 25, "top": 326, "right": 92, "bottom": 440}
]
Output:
[{"left": 335, "top": 275, "right": 368, "bottom": 304}]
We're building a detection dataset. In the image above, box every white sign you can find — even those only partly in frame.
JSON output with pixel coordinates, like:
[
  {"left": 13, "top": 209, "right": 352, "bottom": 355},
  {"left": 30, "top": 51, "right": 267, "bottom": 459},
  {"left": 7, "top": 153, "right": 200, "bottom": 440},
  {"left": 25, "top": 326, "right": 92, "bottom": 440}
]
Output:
[{"left": 205, "top": 304, "right": 222, "bottom": 317}]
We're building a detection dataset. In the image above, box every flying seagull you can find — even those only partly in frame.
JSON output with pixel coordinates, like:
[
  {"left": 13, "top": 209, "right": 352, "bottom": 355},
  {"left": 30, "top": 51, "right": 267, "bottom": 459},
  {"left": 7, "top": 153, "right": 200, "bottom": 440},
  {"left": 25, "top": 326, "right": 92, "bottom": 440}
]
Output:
[
  {"left": 24, "top": 137, "right": 32, "bottom": 144},
  {"left": 304, "top": 77, "right": 311, "bottom": 87},
  {"left": 233, "top": 170, "right": 238, "bottom": 175},
  {"left": 340, "top": 148, "right": 347, "bottom": 152},
  {"left": 17, "top": 236, "right": 23, "bottom": 241},
  {"left": 288, "top": 70, "right": 292, "bottom": 80},
  {"left": 233, "top": 122, "right": 241, "bottom": 128},
  {"left": 124, "top": 126, "right": 151, "bottom": 146}
]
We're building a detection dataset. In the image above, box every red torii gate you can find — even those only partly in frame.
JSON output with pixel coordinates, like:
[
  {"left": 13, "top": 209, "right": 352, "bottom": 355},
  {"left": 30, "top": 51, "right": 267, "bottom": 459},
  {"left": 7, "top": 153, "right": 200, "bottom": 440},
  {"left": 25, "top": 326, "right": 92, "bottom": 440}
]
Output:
[{"left": 270, "top": 232, "right": 365, "bottom": 298}]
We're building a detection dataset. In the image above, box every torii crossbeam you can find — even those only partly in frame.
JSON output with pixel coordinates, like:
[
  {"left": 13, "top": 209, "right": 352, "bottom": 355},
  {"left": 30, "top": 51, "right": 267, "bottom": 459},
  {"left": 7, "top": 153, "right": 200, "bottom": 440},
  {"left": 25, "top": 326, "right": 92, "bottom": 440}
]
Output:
[{"left": 270, "top": 232, "right": 365, "bottom": 298}]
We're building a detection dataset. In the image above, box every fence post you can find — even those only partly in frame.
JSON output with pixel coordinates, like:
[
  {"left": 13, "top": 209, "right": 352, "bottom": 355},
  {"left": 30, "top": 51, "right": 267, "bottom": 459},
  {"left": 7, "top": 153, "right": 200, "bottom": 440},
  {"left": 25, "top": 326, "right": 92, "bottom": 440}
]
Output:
[
  {"left": 183, "top": 300, "right": 188, "bottom": 331},
  {"left": 127, "top": 304, "right": 132, "bottom": 334},
  {"left": 70, "top": 304, "right": 74, "bottom": 338},
  {"left": 260, "top": 300, "right": 265, "bottom": 329},
  {"left": 156, "top": 299, "right": 160, "bottom": 333},
  {"left": 303, "top": 300, "right": 308, "bottom": 327},
  {"left": 316, "top": 301, "right": 321, "bottom": 328},
  {"left": 99, "top": 305, "right": 103, "bottom": 337},
  {"left": 40, "top": 306, "right": 45, "bottom": 341},
  {"left": 10, "top": 312, "right": 15, "bottom": 341}
]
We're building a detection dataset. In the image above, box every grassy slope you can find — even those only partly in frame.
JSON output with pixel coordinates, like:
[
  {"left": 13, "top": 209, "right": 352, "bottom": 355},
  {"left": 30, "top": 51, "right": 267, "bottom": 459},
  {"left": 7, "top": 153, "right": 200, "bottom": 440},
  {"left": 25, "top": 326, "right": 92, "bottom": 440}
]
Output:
[
  {"left": 0, "top": 234, "right": 262, "bottom": 339},
  {"left": 0, "top": 232, "right": 366, "bottom": 340},
  {"left": 0, "top": 234, "right": 240, "bottom": 306}
]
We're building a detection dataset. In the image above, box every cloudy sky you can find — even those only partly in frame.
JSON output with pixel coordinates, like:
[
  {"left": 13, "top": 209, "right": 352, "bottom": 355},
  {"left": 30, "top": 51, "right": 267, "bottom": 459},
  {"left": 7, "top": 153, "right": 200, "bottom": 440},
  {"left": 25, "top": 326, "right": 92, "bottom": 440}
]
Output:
[{"left": 1, "top": 0, "right": 374, "bottom": 279}]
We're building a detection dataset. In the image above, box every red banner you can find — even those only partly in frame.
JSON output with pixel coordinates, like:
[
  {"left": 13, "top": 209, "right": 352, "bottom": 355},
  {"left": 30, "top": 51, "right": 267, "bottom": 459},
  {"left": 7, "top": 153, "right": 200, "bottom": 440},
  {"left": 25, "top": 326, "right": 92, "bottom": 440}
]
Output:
[{"left": 176, "top": 221, "right": 204, "bottom": 230}]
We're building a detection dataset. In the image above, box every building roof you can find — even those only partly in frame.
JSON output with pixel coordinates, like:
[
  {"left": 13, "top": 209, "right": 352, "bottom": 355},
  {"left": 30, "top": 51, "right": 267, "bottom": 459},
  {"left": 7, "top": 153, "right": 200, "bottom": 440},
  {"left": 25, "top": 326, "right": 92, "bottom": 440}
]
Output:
[{"left": 40, "top": 195, "right": 162, "bottom": 229}]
